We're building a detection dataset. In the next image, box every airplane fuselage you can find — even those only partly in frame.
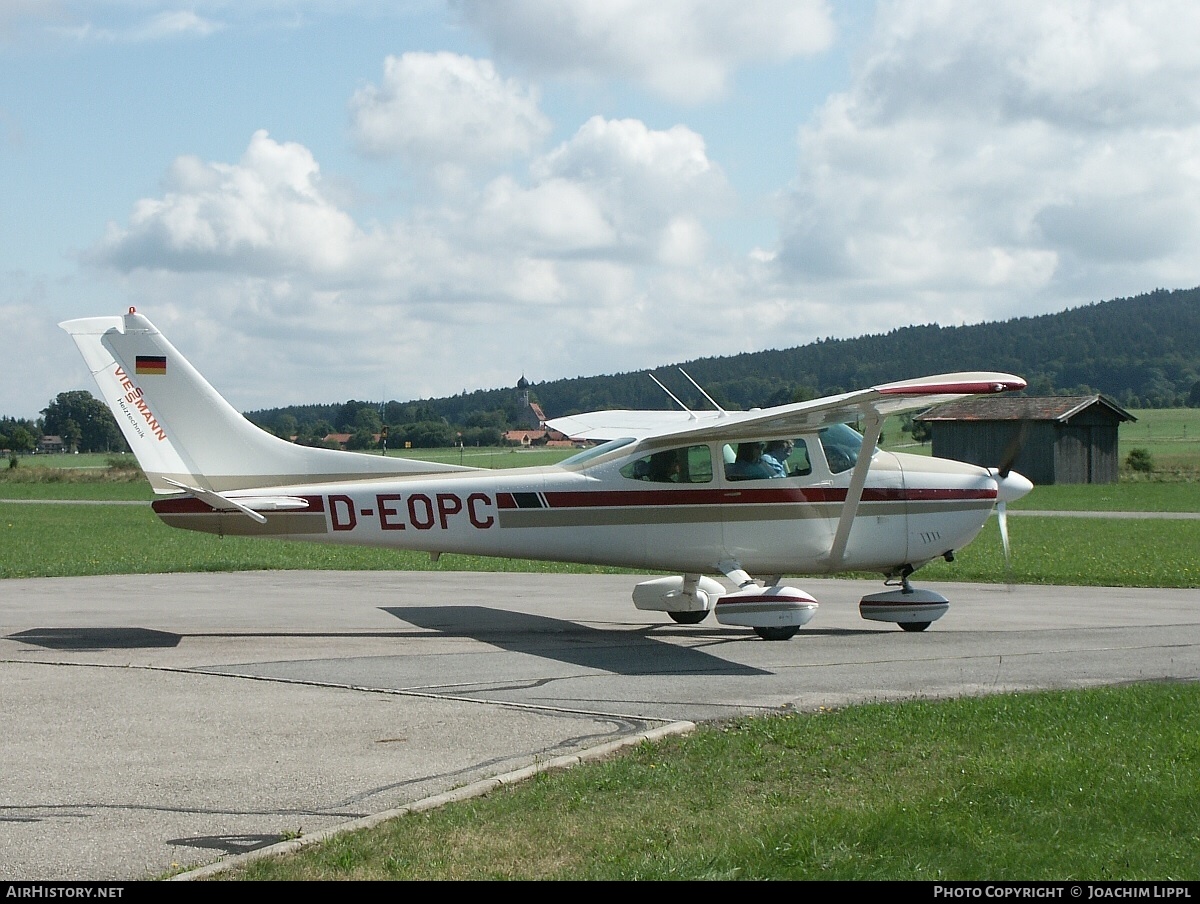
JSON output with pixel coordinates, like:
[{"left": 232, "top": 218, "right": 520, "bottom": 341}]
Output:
[{"left": 152, "top": 442, "right": 997, "bottom": 578}]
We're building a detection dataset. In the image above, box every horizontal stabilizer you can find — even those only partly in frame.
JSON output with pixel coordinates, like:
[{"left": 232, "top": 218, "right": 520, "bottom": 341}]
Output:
[{"left": 162, "top": 480, "right": 290, "bottom": 521}]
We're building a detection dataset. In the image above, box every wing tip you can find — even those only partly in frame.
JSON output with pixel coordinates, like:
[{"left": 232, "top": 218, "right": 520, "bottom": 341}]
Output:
[{"left": 876, "top": 373, "right": 1026, "bottom": 396}]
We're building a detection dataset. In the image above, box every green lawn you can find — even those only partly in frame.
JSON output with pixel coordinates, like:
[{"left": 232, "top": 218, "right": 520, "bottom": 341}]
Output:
[
  {"left": 3, "top": 438, "right": 1198, "bottom": 585},
  {"left": 2, "top": 452, "right": 129, "bottom": 469},
  {"left": 4, "top": 494, "right": 1197, "bottom": 587},
  {"left": 13, "top": 408, "right": 1200, "bottom": 477},
  {"left": 1122, "top": 408, "right": 1200, "bottom": 470},
  {"left": 1013, "top": 480, "right": 1200, "bottom": 512},
  {"left": 0, "top": 501, "right": 633, "bottom": 579},
  {"left": 223, "top": 682, "right": 1200, "bottom": 881}
]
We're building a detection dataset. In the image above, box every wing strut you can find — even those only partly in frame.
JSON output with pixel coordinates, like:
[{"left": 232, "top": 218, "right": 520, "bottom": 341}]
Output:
[{"left": 828, "top": 409, "right": 883, "bottom": 569}]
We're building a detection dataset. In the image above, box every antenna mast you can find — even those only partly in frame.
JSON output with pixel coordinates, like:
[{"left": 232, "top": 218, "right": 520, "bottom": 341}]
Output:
[
  {"left": 646, "top": 373, "right": 696, "bottom": 420},
  {"left": 678, "top": 367, "right": 726, "bottom": 414}
]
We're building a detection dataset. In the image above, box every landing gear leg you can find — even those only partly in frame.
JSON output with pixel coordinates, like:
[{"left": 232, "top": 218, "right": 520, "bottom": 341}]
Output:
[
  {"left": 634, "top": 574, "right": 721, "bottom": 624},
  {"left": 896, "top": 573, "right": 930, "bottom": 632},
  {"left": 667, "top": 573, "right": 713, "bottom": 623}
]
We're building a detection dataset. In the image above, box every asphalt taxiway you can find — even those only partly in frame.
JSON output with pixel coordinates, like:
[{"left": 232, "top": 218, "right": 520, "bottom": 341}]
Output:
[{"left": 2, "top": 570, "right": 1198, "bottom": 880}]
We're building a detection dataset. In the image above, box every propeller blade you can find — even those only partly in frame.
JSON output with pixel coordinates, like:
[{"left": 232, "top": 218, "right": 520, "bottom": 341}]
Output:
[
  {"left": 998, "top": 422, "right": 1029, "bottom": 478},
  {"left": 997, "top": 500, "right": 1010, "bottom": 566},
  {"left": 989, "top": 469, "right": 1030, "bottom": 589}
]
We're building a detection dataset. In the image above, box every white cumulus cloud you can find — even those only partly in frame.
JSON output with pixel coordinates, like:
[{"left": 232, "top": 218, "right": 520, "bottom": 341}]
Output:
[
  {"left": 500, "top": 116, "right": 731, "bottom": 262},
  {"left": 91, "top": 130, "right": 370, "bottom": 278},
  {"left": 773, "top": 0, "right": 1200, "bottom": 328},
  {"left": 349, "top": 51, "right": 552, "bottom": 167},
  {"left": 454, "top": 0, "right": 836, "bottom": 103}
]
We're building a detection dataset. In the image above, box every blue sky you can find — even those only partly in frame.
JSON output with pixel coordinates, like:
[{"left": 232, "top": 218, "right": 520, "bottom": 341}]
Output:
[{"left": 3, "top": 1, "right": 1199, "bottom": 419}]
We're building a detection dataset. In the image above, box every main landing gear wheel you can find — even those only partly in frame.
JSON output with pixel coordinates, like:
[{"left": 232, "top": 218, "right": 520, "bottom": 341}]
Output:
[
  {"left": 668, "top": 610, "right": 710, "bottom": 625},
  {"left": 900, "top": 621, "right": 931, "bottom": 633},
  {"left": 754, "top": 625, "right": 799, "bottom": 641}
]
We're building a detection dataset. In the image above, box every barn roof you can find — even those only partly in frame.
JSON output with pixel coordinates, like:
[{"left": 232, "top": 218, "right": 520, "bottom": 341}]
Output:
[{"left": 916, "top": 394, "right": 1136, "bottom": 423}]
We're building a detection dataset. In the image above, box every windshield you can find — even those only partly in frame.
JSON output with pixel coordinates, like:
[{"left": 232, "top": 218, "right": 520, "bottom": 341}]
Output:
[
  {"left": 558, "top": 437, "right": 637, "bottom": 467},
  {"left": 818, "top": 423, "right": 868, "bottom": 474}
]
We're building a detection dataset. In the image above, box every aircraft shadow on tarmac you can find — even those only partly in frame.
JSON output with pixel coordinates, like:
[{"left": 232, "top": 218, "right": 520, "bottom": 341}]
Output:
[
  {"left": 7, "top": 626, "right": 181, "bottom": 650},
  {"left": 382, "top": 605, "right": 770, "bottom": 676},
  {"left": 169, "top": 833, "right": 294, "bottom": 856}
]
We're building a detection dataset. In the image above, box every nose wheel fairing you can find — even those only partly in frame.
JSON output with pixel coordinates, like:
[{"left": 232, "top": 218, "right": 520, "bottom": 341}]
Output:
[{"left": 859, "top": 586, "right": 950, "bottom": 630}]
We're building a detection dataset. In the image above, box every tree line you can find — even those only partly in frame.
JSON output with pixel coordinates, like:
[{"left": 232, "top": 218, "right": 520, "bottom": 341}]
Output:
[
  {"left": 383, "top": 286, "right": 1200, "bottom": 429},
  {"left": 242, "top": 399, "right": 514, "bottom": 451},
  {"left": 7, "top": 286, "right": 1199, "bottom": 454},
  {"left": 2, "top": 390, "right": 124, "bottom": 455}
]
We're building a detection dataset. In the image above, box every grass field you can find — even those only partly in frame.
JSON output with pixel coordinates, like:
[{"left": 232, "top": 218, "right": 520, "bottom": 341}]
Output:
[
  {"left": 1121, "top": 409, "right": 1200, "bottom": 473},
  {"left": 11, "top": 406, "right": 1200, "bottom": 474},
  {"left": 3, "top": 431, "right": 1198, "bottom": 585},
  {"left": 3, "top": 498, "right": 1198, "bottom": 587},
  {"left": 223, "top": 682, "right": 1200, "bottom": 881}
]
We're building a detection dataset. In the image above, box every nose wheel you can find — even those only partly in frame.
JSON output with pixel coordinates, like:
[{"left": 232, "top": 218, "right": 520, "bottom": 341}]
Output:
[{"left": 754, "top": 626, "right": 800, "bottom": 641}]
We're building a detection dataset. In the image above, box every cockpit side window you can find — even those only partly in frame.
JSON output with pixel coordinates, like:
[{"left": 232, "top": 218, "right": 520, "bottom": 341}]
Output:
[
  {"left": 782, "top": 439, "right": 813, "bottom": 476},
  {"left": 620, "top": 445, "right": 712, "bottom": 484},
  {"left": 722, "top": 437, "right": 813, "bottom": 480}
]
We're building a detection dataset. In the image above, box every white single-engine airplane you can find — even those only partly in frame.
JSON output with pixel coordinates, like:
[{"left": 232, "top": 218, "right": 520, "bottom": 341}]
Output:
[{"left": 62, "top": 308, "right": 1033, "bottom": 640}]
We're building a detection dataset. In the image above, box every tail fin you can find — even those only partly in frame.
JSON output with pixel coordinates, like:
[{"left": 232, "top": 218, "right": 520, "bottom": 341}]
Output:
[{"left": 60, "top": 308, "right": 472, "bottom": 493}]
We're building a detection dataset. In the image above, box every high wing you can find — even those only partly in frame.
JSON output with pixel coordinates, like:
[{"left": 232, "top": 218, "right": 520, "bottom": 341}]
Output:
[{"left": 546, "top": 373, "right": 1027, "bottom": 445}]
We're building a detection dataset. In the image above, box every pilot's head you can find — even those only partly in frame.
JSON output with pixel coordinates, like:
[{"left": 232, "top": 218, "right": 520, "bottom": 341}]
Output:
[{"left": 766, "top": 439, "right": 793, "bottom": 459}]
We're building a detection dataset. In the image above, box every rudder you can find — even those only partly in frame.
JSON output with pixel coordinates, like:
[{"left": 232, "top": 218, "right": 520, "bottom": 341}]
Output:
[{"left": 60, "top": 308, "right": 472, "bottom": 493}]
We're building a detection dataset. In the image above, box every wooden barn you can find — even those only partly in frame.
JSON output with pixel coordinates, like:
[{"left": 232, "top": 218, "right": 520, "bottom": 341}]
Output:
[{"left": 915, "top": 395, "right": 1136, "bottom": 485}]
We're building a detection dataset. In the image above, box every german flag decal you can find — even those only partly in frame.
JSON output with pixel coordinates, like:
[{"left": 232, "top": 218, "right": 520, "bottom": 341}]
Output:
[{"left": 135, "top": 355, "right": 167, "bottom": 375}]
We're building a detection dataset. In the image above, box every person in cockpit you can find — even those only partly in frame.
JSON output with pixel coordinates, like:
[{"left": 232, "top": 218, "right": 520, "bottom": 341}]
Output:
[
  {"left": 726, "top": 442, "right": 774, "bottom": 480},
  {"left": 761, "top": 439, "right": 794, "bottom": 478},
  {"left": 647, "top": 450, "right": 682, "bottom": 482}
]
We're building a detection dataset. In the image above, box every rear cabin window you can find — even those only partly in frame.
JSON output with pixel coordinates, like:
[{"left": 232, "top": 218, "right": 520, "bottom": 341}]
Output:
[{"left": 621, "top": 445, "right": 712, "bottom": 483}]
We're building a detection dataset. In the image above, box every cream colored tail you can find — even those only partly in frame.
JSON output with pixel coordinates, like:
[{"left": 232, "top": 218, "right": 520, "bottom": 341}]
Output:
[{"left": 60, "top": 309, "right": 472, "bottom": 494}]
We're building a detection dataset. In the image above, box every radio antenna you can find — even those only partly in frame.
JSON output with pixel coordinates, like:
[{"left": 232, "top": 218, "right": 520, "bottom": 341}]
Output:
[
  {"left": 647, "top": 372, "right": 696, "bottom": 419},
  {"left": 678, "top": 367, "right": 726, "bottom": 414}
]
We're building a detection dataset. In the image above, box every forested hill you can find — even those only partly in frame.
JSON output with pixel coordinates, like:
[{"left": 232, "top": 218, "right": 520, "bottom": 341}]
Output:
[
  {"left": 244, "top": 287, "right": 1199, "bottom": 443},
  {"left": 429, "top": 286, "right": 1200, "bottom": 422}
]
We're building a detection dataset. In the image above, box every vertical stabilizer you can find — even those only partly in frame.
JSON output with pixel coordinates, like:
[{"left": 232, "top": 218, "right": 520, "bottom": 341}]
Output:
[{"left": 60, "top": 309, "right": 472, "bottom": 493}]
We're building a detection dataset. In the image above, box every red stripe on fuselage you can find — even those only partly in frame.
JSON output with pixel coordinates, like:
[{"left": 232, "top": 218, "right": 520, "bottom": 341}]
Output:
[
  {"left": 497, "top": 486, "right": 994, "bottom": 510},
  {"left": 151, "top": 494, "right": 325, "bottom": 515}
]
